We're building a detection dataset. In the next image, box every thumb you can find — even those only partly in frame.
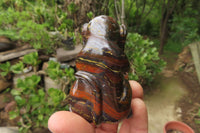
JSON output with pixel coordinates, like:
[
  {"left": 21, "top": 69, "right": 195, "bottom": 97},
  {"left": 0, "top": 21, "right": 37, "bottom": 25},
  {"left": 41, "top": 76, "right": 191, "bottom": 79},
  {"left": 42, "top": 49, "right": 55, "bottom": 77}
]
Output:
[
  {"left": 120, "top": 98, "right": 148, "bottom": 133},
  {"left": 48, "top": 111, "right": 94, "bottom": 133}
]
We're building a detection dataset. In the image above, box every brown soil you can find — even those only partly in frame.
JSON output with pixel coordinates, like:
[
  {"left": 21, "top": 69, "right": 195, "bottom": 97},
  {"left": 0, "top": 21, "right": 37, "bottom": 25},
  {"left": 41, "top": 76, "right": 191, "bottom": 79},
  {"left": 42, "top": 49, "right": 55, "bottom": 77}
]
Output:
[
  {"left": 162, "top": 47, "right": 200, "bottom": 133},
  {"left": 177, "top": 71, "right": 200, "bottom": 133},
  {"left": 168, "top": 46, "right": 200, "bottom": 133},
  {"left": 158, "top": 47, "right": 200, "bottom": 133}
]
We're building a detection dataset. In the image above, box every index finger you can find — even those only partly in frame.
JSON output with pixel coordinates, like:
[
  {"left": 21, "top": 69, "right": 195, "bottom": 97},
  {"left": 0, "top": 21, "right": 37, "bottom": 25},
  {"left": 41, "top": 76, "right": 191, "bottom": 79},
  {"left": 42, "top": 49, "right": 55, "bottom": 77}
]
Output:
[{"left": 129, "top": 80, "right": 144, "bottom": 99}]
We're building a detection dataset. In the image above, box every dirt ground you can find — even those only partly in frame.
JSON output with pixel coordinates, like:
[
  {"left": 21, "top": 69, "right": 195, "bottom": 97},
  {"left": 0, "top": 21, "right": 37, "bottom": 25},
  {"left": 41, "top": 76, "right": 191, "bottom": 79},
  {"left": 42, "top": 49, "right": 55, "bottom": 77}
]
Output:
[
  {"left": 161, "top": 47, "right": 200, "bottom": 133},
  {"left": 177, "top": 71, "right": 200, "bottom": 133}
]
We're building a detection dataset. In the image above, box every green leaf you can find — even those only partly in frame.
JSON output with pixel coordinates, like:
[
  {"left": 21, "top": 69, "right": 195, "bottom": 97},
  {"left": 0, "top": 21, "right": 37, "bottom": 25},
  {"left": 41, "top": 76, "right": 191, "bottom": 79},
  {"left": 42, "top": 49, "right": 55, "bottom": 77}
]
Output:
[
  {"left": 16, "top": 78, "right": 27, "bottom": 91},
  {"left": 38, "top": 114, "right": 43, "bottom": 121},
  {"left": 9, "top": 111, "right": 19, "bottom": 120},
  {"left": 38, "top": 89, "right": 45, "bottom": 97},
  {"left": 15, "top": 96, "right": 26, "bottom": 106},
  {"left": 65, "top": 67, "right": 75, "bottom": 81},
  {"left": 46, "top": 61, "right": 65, "bottom": 80},
  {"left": 1, "top": 71, "right": 8, "bottom": 77},
  {"left": 125, "top": 33, "right": 166, "bottom": 85},
  {"left": 11, "top": 89, "right": 22, "bottom": 96},
  {"left": 67, "top": 2, "right": 77, "bottom": 14},
  {"left": 10, "top": 61, "right": 24, "bottom": 74},
  {"left": 198, "top": 108, "right": 200, "bottom": 116},
  {"left": 87, "top": 11, "right": 93, "bottom": 19},
  {"left": 23, "top": 52, "right": 41, "bottom": 66},
  {"left": 0, "top": 62, "right": 11, "bottom": 77},
  {"left": 30, "top": 94, "right": 40, "bottom": 103},
  {"left": 48, "top": 88, "right": 64, "bottom": 105},
  {"left": 26, "top": 104, "right": 31, "bottom": 112},
  {"left": 0, "top": 61, "right": 11, "bottom": 71}
]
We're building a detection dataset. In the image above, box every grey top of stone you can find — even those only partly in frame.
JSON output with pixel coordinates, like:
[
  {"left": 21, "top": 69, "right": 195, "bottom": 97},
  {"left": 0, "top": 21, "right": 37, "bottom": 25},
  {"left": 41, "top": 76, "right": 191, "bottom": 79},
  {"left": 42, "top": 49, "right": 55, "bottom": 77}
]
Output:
[
  {"left": 0, "top": 127, "right": 18, "bottom": 133},
  {"left": 56, "top": 45, "right": 82, "bottom": 62}
]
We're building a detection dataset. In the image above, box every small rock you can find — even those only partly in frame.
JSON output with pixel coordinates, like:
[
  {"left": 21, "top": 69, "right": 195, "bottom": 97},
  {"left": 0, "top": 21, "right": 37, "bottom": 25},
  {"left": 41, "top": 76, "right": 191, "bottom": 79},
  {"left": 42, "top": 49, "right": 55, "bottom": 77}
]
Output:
[
  {"left": 0, "top": 111, "right": 9, "bottom": 119},
  {"left": 176, "top": 107, "right": 182, "bottom": 114},
  {"left": 0, "top": 127, "right": 19, "bottom": 133},
  {"left": 5, "top": 101, "right": 17, "bottom": 112},
  {"left": 42, "top": 62, "right": 49, "bottom": 70},
  {"left": 13, "top": 72, "right": 35, "bottom": 88},
  {"left": 0, "top": 95, "right": 7, "bottom": 109},
  {"left": 175, "top": 107, "right": 182, "bottom": 119},
  {"left": 20, "top": 107, "right": 26, "bottom": 115},
  {"left": 0, "top": 94, "right": 13, "bottom": 110},
  {"left": 0, "top": 79, "right": 11, "bottom": 92},
  {"left": 0, "top": 36, "right": 11, "bottom": 43},
  {"left": 44, "top": 76, "right": 62, "bottom": 92},
  {"left": 0, "top": 36, "right": 16, "bottom": 52},
  {"left": 56, "top": 44, "right": 82, "bottom": 62}
]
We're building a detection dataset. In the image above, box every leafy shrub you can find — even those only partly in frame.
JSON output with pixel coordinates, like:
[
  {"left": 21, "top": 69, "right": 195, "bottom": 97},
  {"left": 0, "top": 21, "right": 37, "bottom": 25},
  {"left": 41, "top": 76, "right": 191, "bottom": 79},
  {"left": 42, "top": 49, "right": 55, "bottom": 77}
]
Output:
[
  {"left": 10, "top": 61, "right": 24, "bottom": 74},
  {"left": 1, "top": 52, "right": 74, "bottom": 132},
  {"left": 0, "top": 52, "right": 41, "bottom": 77},
  {"left": 9, "top": 75, "right": 67, "bottom": 132},
  {"left": 0, "top": 8, "right": 54, "bottom": 53},
  {"left": 125, "top": 33, "right": 166, "bottom": 85},
  {"left": 67, "top": 2, "right": 78, "bottom": 14},
  {"left": 0, "top": 52, "right": 75, "bottom": 131},
  {"left": 170, "top": 4, "right": 200, "bottom": 48},
  {"left": 0, "top": 1, "right": 79, "bottom": 54},
  {"left": 23, "top": 52, "right": 41, "bottom": 73},
  {"left": 46, "top": 60, "right": 75, "bottom": 92},
  {"left": 0, "top": 61, "right": 11, "bottom": 77},
  {"left": 6, "top": 57, "right": 75, "bottom": 132},
  {"left": 87, "top": 11, "right": 94, "bottom": 19}
]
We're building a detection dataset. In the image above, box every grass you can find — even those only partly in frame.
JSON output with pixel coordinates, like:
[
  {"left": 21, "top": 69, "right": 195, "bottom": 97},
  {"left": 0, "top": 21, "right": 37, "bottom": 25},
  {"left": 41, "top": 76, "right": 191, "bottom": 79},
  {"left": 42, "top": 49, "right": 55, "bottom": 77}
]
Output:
[
  {"left": 164, "top": 39, "right": 185, "bottom": 53},
  {"left": 152, "top": 37, "right": 186, "bottom": 54}
]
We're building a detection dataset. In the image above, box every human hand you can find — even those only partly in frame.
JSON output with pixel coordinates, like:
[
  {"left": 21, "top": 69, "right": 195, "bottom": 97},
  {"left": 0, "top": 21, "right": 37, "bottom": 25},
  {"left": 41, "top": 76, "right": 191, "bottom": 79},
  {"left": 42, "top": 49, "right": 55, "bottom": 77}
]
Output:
[{"left": 48, "top": 80, "right": 148, "bottom": 133}]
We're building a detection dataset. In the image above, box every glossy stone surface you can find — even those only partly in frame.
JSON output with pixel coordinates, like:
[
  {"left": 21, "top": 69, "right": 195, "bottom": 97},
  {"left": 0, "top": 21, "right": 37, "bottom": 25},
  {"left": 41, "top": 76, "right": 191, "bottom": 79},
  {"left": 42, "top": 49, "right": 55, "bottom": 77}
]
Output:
[{"left": 68, "top": 15, "right": 132, "bottom": 125}]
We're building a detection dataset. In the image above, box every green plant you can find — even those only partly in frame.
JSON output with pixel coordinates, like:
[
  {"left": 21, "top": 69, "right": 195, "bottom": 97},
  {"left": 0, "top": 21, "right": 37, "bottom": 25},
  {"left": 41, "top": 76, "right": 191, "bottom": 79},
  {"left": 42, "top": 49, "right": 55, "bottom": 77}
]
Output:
[
  {"left": 46, "top": 60, "right": 64, "bottom": 80},
  {"left": 0, "top": 52, "right": 40, "bottom": 78},
  {"left": 46, "top": 60, "right": 75, "bottom": 92},
  {"left": 0, "top": 61, "right": 11, "bottom": 77},
  {"left": 10, "top": 61, "right": 24, "bottom": 74},
  {"left": 67, "top": 2, "right": 78, "bottom": 14},
  {"left": 87, "top": 11, "right": 94, "bottom": 19},
  {"left": 0, "top": 54, "right": 74, "bottom": 132},
  {"left": 194, "top": 108, "right": 200, "bottom": 125},
  {"left": 23, "top": 52, "right": 41, "bottom": 73},
  {"left": 9, "top": 75, "right": 67, "bottom": 132},
  {"left": 0, "top": 7, "right": 55, "bottom": 53},
  {"left": 170, "top": 4, "right": 200, "bottom": 48},
  {"left": 125, "top": 33, "right": 166, "bottom": 85},
  {"left": 0, "top": 1, "right": 79, "bottom": 54},
  {"left": 164, "top": 39, "right": 183, "bottom": 53}
]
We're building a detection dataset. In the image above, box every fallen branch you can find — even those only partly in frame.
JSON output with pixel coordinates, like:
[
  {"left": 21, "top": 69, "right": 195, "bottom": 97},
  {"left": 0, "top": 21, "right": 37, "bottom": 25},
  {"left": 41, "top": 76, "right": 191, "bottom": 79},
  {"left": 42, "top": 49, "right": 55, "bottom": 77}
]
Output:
[{"left": 0, "top": 47, "right": 37, "bottom": 62}]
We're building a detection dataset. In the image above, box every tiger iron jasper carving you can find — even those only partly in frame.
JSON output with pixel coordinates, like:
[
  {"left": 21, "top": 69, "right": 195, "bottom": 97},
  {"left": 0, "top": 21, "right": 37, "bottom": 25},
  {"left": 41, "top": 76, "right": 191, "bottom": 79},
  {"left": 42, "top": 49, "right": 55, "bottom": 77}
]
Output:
[{"left": 68, "top": 15, "right": 132, "bottom": 125}]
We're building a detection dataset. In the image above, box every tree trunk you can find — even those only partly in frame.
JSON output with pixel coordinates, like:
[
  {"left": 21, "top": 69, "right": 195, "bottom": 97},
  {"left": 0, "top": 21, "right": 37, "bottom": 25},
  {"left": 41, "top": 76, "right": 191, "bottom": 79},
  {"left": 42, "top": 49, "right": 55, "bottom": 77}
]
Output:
[
  {"left": 159, "top": 10, "right": 169, "bottom": 54},
  {"left": 159, "top": 0, "right": 178, "bottom": 54}
]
